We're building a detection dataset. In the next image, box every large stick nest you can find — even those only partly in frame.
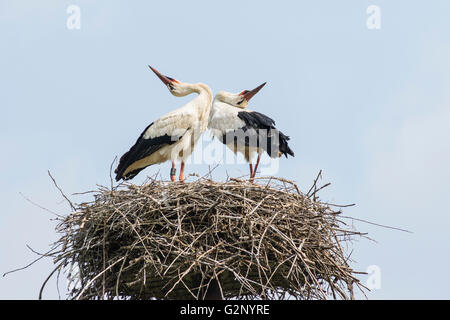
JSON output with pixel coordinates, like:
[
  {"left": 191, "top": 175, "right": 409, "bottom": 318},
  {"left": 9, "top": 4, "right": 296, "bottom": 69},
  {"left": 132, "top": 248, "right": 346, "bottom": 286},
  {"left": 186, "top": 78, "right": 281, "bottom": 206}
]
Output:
[{"left": 54, "top": 175, "right": 366, "bottom": 300}]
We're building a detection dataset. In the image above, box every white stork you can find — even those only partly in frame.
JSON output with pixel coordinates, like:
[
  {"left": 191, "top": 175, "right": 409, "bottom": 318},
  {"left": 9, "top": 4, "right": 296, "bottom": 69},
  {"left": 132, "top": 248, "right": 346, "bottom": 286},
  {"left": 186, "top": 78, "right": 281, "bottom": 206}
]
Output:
[
  {"left": 208, "top": 82, "right": 294, "bottom": 180},
  {"left": 115, "top": 66, "right": 213, "bottom": 182}
]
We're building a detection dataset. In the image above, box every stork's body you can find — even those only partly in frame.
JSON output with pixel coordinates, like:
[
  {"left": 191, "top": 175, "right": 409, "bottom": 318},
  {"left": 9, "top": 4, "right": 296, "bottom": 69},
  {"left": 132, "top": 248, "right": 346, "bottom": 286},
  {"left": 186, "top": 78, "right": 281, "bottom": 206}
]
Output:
[
  {"left": 115, "top": 67, "right": 212, "bottom": 182},
  {"left": 208, "top": 83, "right": 294, "bottom": 180}
]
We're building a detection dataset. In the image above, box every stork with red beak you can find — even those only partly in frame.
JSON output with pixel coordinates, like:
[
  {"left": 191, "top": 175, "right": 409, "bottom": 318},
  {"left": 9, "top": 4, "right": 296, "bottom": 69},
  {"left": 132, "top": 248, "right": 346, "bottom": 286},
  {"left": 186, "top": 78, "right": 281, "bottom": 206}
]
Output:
[
  {"left": 208, "top": 82, "right": 294, "bottom": 180},
  {"left": 115, "top": 66, "right": 213, "bottom": 182}
]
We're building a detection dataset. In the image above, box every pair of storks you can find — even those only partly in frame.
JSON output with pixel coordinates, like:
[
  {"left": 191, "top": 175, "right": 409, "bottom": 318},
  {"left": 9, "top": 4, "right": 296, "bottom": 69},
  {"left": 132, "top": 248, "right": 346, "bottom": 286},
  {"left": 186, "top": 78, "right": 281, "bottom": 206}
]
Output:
[{"left": 114, "top": 66, "right": 294, "bottom": 183}]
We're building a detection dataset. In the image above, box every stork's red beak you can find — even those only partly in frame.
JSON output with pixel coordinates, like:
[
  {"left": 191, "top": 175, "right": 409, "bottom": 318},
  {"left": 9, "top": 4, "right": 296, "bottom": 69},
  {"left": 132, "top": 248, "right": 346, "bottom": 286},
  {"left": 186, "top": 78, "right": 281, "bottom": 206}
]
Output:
[
  {"left": 241, "top": 82, "right": 266, "bottom": 101},
  {"left": 148, "top": 66, "right": 177, "bottom": 85}
]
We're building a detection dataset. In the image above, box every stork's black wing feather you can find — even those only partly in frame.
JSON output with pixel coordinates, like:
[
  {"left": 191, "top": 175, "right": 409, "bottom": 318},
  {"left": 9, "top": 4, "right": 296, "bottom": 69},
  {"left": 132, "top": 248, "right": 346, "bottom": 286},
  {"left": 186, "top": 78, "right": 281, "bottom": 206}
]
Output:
[
  {"left": 114, "top": 123, "right": 181, "bottom": 181},
  {"left": 223, "top": 111, "right": 295, "bottom": 158},
  {"left": 237, "top": 111, "right": 276, "bottom": 128}
]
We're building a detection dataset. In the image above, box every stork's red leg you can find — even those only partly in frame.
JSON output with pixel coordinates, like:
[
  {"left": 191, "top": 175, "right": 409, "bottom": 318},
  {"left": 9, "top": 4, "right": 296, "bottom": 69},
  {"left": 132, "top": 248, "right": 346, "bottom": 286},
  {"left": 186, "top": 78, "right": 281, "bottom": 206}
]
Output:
[
  {"left": 252, "top": 154, "right": 262, "bottom": 179},
  {"left": 179, "top": 162, "right": 185, "bottom": 183},
  {"left": 249, "top": 163, "right": 254, "bottom": 182},
  {"left": 170, "top": 162, "right": 176, "bottom": 182}
]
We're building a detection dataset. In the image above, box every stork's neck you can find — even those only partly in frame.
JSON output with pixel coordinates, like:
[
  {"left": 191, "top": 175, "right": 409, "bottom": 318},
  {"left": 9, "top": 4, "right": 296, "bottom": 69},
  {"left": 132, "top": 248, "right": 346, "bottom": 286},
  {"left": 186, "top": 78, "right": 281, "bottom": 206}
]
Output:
[
  {"left": 185, "top": 82, "right": 213, "bottom": 117},
  {"left": 187, "top": 83, "right": 212, "bottom": 103},
  {"left": 211, "top": 93, "right": 245, "bottom": 111},
  {"left": 211, "top": 96, "right": 223, "bottom": 111}
]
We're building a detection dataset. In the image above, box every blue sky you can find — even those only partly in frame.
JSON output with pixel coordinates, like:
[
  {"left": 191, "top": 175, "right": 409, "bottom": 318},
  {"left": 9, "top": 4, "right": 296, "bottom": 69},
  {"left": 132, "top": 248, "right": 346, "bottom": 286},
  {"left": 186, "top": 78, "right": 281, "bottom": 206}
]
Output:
[{"left": 1, "top": 0, "right": 450, "bottom": 299}]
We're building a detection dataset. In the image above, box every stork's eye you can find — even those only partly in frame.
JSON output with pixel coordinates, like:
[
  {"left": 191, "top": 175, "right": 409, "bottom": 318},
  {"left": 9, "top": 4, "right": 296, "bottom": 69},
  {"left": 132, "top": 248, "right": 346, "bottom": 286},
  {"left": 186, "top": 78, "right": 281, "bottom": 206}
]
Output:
[{"left": 237, "top": 99, "right": 245, "bottom": 105}]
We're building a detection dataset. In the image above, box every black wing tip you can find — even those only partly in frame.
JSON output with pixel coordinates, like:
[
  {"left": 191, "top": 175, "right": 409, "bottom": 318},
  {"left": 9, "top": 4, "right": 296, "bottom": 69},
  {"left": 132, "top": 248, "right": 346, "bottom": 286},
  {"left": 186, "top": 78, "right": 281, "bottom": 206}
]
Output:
[
  {"left": 285, "top": 148, "right": 295, "bottom": 158},
  {"left": 114, "top": 168, "right": 124, "bottom": 181},
  {"left": 115, "top": 171, "right": 133, "bottom": 182},
  {"left": 277, "top": 130, "right": 294, "bottom": 158},
  {"left": 280, "top": 145, "right": 295, "bottom": 158},
  {"left": 114, "top": 162, "right": 124, "bottom": 181}
]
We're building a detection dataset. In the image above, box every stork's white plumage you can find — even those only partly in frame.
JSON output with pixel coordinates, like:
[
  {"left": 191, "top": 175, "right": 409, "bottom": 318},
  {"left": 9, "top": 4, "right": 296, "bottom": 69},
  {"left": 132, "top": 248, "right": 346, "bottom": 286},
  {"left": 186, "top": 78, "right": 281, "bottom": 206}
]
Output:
[
  {"left": 208, "top": 83, "right": 294, "bottom": 180},
  {"left": 115, "top": 66, "right": 212, "bottom": 182}
]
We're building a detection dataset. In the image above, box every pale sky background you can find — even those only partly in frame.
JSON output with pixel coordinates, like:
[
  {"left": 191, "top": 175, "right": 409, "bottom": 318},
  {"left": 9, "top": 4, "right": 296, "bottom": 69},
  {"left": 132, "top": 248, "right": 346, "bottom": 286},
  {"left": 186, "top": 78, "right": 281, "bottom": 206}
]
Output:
[{"left": 1, "top": 0, "right": 450, "bottom": 299}]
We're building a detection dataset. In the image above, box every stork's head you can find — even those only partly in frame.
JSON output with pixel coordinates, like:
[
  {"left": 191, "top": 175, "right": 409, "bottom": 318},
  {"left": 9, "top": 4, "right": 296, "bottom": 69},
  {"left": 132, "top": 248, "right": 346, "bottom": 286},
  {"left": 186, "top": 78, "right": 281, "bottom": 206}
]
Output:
[
  {"left": 149, "top": 66, "right": 191, "bottom": 97},
  {"left": 216, "top": 82, "right": 266, "bottom": 109}
]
